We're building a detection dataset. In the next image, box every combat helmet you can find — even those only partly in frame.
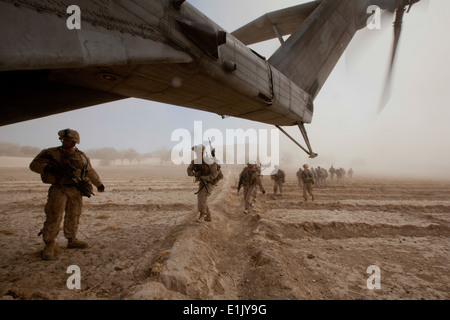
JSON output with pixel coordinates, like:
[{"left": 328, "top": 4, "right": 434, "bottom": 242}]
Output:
[
  {"left": 247, "top": 160, "right": 257, "bottom": 167},
  {"left": 58, "top": 128, "right": 80, "bottom": 144},
  {"left": 191, "top": 144, "right": 205, "bottom": 151}
]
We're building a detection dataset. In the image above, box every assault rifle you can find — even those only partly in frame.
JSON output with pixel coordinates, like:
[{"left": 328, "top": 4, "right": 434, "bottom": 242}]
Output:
[
  {"left": 46, "top": 155, "right": 94, "bottom": 198},
  {"left": 208, "top": 137, "right": 215, "bottom": 158},
  {"left": 193, "top": 165, "right": 210, "bottom": 195},
  {"left": 208, "top": 137, "right": 221, "bottom": 169}
]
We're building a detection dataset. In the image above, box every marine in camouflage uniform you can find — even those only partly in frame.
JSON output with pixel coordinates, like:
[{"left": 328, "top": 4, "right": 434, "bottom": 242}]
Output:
[
  {"left": 296, "top": 167, "right": 304, "bottom": 188},
  {"left": 251, "top": 164, "right": 262, "bottom": 202},
  {"left": 336, "top": 168, "right": 344, "bottom": 182},
  {"left": 238, "top": 162, "right": 265, "bottom": 213},
  {"left": 29, "top": 129, "right": 105, "bottom": 260},
  {"left": 270, "top": 166, "right": 285, "bottom": 199},
  {"left": 348, "top": 167, "right": 354, "bottom": 178},
  {"left": 187, "top": 144, "right": 219, "bottom": 223},
  {"left": 316, "top": 166, "right": 326, "bottom": 188},
  {"left": 329, "top": 165, "right": 336, "bottom": 181},
  {"left": 301, "top": 164, "right": 315, "bottom": 201}
]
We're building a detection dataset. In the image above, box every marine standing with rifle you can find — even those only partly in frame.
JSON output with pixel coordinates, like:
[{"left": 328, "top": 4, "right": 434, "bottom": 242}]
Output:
[
  {"left": 187, "top": 144, "right": 219, "bottom": 223},
  {"left": 29, "top": 129, "right": 105, "bottom": 260}
]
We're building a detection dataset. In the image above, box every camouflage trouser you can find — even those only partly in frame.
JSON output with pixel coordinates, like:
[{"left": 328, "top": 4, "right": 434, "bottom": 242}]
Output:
[
  {"left": 303, "top": 182, "right": 314, "bottom": 201},
  {"left": 251, "top": 185, "right": 257, "bottom": 201},
  {"left": 197, "top": 184, "right": 214, "bottom": 219},
  {"left": 297, "top": 178, "right": 303, "bottom": 188},
  {"left": 273, "top": 180, "right": 283, "bottom": 195},
  {"left": 243, "top": 185, "right": 256, "bottom": 210},
  {"left": 43, "top": 185, "right": 83, "bottom": 243}
]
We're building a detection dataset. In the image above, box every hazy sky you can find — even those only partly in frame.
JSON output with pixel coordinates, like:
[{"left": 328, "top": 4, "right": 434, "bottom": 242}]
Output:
[{"left": 0, "top": 0, "right": 449, "bottom": 178}]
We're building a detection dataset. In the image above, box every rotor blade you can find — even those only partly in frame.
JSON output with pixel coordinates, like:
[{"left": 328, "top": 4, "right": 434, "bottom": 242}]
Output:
[{"left": 378, "top": 6, "right": 405, "bottom": 113}]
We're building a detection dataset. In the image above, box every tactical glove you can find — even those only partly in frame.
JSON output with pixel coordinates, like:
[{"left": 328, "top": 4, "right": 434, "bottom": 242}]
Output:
[{"left": 97, "top": 184, "right": 105, "bottom": 192}]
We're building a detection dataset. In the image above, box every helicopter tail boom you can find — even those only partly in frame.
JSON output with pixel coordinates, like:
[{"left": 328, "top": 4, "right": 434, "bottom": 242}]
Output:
[{"left": 268, "top": 0, "right": 365, "bottom": 100}]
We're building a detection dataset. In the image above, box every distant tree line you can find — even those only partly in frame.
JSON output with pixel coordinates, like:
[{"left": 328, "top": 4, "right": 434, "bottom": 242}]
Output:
[
  {"left": 86, "top": 147, "right": 172, "bottom": 166},
  {"left": 0, "top": 142, "right": 172, "bottom": 166},
  {"left": 0, "top": 142, "right": 40, "bottom": 157}
]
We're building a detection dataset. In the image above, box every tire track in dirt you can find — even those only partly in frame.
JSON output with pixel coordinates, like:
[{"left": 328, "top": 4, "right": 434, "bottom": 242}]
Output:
[
  {"left": 127, "top": 169, "right": 266, "bottom": 299},
  {"left": 261, "top": 200, "right": 450, "bottom": 214}
]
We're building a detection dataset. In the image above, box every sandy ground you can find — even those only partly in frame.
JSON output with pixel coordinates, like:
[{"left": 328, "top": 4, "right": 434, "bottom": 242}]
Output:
[{"left": 0, "top": 159, "right": 449, "bottom": 300}]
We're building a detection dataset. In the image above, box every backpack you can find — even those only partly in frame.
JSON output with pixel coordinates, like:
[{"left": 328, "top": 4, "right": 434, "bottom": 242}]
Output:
[{"left": 211, "top": 164, "right": 224, "bottom": 185}]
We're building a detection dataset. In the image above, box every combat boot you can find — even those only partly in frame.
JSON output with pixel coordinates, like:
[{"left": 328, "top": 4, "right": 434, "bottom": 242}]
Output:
[
  {"left": 204, "top": 214, "right": 212, "bottom": 222},
  {"left": 67, "top": 238, "right": 88, "bottom": 249},
  {"left": 196, "top": 213, "right": 205, "bottom": 223},
  {"left": 42, "top": 241, "right": 56, "bottom": 260}
]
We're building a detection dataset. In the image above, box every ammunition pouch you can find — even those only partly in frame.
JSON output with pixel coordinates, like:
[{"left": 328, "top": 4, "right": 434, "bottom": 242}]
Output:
[{"left": 41, "top": 173, "right": 57, "bottom": 185}]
